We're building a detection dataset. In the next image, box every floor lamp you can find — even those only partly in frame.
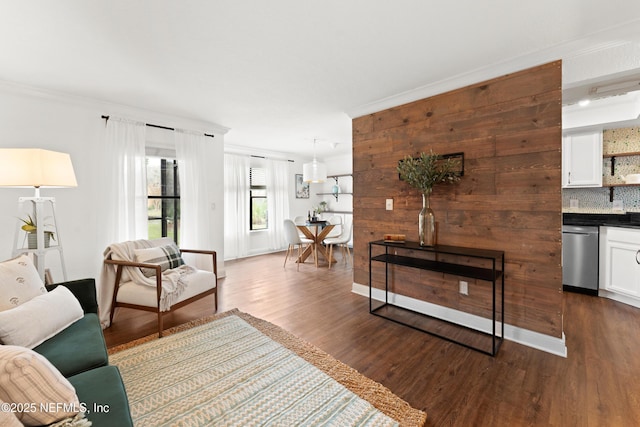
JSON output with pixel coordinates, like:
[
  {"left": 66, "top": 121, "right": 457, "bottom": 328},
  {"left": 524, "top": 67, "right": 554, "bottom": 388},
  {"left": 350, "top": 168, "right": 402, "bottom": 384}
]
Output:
[{"left": 0, "top": 148, "right": 77, "bottom": 281}]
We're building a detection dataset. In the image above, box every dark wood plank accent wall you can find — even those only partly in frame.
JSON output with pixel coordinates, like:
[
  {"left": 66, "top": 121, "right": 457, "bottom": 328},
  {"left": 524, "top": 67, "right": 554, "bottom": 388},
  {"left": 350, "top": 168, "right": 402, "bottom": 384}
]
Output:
[{"left": 352, "top": 61, "right": 563, "bottom": 338}]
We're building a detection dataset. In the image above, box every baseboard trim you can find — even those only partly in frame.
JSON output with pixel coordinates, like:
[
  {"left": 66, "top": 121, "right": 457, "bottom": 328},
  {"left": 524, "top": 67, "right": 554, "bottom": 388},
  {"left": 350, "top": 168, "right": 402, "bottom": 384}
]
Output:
[
  {"left": 352, "top": 283, "right": 567, "bottom": 358},
  {"left": 598, "top": 289, "right": 640, "bottom": 309}
]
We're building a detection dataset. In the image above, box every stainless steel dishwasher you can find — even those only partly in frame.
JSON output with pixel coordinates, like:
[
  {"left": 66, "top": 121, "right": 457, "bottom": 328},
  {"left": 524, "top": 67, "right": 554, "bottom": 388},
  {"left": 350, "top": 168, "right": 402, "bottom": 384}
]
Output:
[{"left": 562, "top": 225, "right": 599, "bottom": 295}]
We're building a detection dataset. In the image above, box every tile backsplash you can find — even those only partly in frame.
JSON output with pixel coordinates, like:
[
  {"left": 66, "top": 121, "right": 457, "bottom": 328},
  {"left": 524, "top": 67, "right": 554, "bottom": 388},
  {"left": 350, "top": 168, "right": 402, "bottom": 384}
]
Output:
[
  {"left": 602, "top": 127, "right": 640, "bottom": 155},
  {"left": 563, "top": 126, "right": 640, "bottom": 213}
]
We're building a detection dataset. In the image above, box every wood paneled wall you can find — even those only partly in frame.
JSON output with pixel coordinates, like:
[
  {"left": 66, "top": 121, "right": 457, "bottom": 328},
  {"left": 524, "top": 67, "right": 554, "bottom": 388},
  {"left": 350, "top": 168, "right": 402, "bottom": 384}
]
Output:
[{"left": 352, "top": 61, "right": 563, "bottom": 338}]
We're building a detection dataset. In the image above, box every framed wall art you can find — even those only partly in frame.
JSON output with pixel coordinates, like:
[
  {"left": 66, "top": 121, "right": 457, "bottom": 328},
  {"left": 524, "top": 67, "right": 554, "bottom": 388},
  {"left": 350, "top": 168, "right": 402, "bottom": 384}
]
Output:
[{"left": 295, "top": 174, "right": 310, "bottom": 198}]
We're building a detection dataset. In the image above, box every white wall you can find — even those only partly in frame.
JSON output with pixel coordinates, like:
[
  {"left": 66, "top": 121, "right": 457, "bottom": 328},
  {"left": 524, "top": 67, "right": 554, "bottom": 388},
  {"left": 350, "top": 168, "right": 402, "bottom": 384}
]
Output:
[
  {"left": 0, "top": 84, "right": 226, "bottom": 281},
  {"left": 224, "top": 146, "right": 353, "bottom": 258},
  {"left": 316, "top": 150, "right": 353, "bottom": 216},
  {"left": 317, "top": 152, "right": 353, "bottom": 244},
  {"left": 563, "top": 40, "right": 640, "bottom": 86}
]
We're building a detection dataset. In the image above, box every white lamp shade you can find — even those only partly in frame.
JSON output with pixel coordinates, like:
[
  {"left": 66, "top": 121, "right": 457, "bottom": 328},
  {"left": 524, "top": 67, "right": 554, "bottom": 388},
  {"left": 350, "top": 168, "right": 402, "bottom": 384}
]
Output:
[
  {"left": 0, "top": 148, "right": 77, "bottom": 188},
  {"left": 303, "top": 159, "right": 327, "bottom": 183}
]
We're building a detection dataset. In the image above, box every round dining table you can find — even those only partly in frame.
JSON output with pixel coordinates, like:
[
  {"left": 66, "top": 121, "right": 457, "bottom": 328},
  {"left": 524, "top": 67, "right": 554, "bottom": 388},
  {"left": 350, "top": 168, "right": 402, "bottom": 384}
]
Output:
[{"left": 296, "top": 221, "right": 336, "bottom": 268}]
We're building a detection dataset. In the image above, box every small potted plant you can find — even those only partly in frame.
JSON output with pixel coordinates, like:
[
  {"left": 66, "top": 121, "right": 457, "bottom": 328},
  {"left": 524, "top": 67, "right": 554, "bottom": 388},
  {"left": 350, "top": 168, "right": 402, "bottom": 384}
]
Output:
[{"left": 20, "top": 214, "right": 56, "bottom": 249}]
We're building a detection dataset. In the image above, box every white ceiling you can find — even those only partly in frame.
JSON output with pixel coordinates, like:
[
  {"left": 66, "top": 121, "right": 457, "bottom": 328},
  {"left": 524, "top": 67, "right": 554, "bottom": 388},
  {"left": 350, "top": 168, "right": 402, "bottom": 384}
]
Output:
[{"left": 2, "top": 1, "right": 640, "bottom": 158}]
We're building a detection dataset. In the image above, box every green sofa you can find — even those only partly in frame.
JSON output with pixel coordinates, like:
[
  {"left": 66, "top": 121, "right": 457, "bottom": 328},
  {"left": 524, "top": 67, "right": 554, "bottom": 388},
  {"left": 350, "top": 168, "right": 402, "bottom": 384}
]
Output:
[{"left": 32, "top": 278, "right": 133, "bottom": 427}]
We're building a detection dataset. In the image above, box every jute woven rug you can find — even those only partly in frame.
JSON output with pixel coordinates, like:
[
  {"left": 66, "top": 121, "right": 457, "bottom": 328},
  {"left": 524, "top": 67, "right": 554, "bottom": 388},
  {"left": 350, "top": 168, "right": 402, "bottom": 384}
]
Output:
[{"left": 108, "top": 309, "right": 426, "bottom": 427}]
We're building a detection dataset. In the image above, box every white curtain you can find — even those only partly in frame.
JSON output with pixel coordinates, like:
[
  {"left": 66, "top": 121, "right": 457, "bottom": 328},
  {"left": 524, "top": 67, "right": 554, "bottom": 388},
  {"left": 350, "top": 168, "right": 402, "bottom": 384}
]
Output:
[
  {"left": 224, "top": 153, "right": 251, "bottom": 258},
  {"left": 175, "top": 131, "right": 213, "bottom": 269},
  {"left": 265, "top": 159, "right": 290, "bottom": 250},
  {"left": 102, "top": 117, "right": 147, "bottom": 244}
]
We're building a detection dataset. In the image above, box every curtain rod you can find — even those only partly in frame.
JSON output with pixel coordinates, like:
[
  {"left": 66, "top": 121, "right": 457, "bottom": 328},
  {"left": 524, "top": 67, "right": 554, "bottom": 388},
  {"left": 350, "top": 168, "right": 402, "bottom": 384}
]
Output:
[
  {"left": 251, "top": 155, "right": 294, "bottom": 163},
  {"left": 101, "top": 115, "right": 214, "bottom": 138}
]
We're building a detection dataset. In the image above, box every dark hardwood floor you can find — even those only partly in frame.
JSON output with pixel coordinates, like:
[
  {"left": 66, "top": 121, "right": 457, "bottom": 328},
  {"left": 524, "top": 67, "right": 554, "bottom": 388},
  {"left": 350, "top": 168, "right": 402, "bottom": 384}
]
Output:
[{"left": 103, "top": 252, "right": 640, "bottom": 426}]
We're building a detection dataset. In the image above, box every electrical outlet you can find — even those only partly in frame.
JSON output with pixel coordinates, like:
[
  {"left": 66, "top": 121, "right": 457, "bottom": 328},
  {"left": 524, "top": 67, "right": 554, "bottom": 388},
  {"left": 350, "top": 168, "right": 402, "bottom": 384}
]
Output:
[
  {"left": 613, "top": 200, "right": 624, "bottom": 212},
  {"left": 386, "top": 199, "right": 393, "bottom": 210},
  {"left": 459, "top": 280, "right": 468, "bottom": 295}
]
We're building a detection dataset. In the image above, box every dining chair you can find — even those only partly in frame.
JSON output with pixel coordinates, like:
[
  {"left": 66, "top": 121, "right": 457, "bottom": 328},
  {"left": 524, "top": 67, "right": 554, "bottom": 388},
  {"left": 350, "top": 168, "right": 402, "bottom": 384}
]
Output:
[
  {"left": 293, "top": 215, "right": 308, "bottom": 239},
  {"left": 283, "top": 219, "right": 315, "bottom": 270},
  {"left": 324, "top": 221, "right": 353, "bottom": 269},
  {"left": 324, "top": 215, "right": 343, "bottom": 239}
]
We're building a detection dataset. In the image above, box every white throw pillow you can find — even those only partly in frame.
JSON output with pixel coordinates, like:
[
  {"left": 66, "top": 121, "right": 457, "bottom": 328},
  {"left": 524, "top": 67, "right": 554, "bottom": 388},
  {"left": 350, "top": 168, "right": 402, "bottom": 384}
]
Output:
[
  {"left": 0, "top": 345, "right": 81, "bottom": 426},
  {"left": 134, "top": 243, "right": 185, "bottom": 277},
  {"left": 0, "top": 255, "right": 46, "bottom": 312},
  {"left": 0, "top": 286, "right": 83, "bottom": 349}
]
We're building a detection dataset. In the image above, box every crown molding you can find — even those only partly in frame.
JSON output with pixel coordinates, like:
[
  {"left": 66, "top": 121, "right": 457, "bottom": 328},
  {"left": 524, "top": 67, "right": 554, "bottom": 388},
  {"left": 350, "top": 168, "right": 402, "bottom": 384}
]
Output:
[
  {"left": 0, "top": 79, "right": 230, "bottom": 136},
  {"left": 346, "top": 19, "right": 640, "bottom": 119}
]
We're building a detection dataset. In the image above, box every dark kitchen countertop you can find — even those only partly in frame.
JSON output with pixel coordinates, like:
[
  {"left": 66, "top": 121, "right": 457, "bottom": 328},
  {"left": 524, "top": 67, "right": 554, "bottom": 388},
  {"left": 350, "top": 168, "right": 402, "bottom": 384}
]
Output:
[{"left": 563, "top": 212, "right": 640, "bottom": 228}]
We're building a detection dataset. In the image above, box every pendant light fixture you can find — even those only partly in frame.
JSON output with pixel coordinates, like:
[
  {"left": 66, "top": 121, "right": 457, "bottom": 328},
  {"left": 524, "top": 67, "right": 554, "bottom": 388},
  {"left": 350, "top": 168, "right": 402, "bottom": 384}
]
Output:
[{"left": 302, "top": 139, "right": 327, "bottom": 183}]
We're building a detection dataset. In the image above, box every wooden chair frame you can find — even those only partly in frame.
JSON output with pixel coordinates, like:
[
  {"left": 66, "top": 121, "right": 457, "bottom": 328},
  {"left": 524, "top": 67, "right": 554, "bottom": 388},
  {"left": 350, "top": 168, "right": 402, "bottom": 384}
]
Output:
[{"left": 104, "top": 248, "right": 217, "bottom": 337}]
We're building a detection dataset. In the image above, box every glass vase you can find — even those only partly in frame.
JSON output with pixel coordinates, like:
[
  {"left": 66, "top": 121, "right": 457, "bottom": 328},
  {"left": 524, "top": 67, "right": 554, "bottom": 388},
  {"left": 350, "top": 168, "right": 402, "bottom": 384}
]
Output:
[{"left": 419, "top": 192, "right": 436, "bottom": 246}]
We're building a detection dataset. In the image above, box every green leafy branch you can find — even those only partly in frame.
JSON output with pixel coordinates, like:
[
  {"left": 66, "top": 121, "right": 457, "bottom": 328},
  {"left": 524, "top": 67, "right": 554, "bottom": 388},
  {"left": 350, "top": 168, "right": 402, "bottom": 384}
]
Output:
[{"left": 397, "top": 151, "right": 461, "bottom": 194}]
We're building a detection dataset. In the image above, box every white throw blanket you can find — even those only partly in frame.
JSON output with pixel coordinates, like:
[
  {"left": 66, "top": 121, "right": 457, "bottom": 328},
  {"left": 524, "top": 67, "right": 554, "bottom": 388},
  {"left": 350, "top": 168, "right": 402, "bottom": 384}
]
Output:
[{"left": 98, "top": 238, "right": 195, "bottom": 328}]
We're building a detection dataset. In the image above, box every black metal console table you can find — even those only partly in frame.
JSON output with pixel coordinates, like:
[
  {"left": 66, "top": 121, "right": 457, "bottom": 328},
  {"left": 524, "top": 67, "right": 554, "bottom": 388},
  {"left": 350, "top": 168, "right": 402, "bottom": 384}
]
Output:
[{"left": 369, "top": 240, "right": 504, "bottom": 356}]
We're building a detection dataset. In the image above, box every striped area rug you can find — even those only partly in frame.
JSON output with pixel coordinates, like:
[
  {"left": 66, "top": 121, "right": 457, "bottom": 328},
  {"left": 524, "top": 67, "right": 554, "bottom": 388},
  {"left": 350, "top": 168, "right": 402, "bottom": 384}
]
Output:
[{"left": 109, "top": 309, "right": 426, "bottom": 427}]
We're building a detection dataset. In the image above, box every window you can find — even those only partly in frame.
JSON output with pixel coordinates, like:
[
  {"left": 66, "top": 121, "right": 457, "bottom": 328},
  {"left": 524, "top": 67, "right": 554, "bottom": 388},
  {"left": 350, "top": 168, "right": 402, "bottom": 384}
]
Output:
[
  {"left": 250, "top": 167, "right": 267, "bottom": 230},
  {"left": 147, "top": 157, "right": 180, "bottom": 243}
]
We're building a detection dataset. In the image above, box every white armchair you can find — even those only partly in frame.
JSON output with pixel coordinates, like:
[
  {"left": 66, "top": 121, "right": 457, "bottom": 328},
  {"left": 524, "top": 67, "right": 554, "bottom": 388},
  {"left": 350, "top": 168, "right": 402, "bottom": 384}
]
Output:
[{"left": 100, "top": 237, "right": 217, "bottom": 337}]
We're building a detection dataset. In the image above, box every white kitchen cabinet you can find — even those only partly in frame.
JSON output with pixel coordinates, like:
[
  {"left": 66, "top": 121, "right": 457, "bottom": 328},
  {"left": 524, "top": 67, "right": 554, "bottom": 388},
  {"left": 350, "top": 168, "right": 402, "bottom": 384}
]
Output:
[
  {"left": 599, "top": 227, "right": 640, "bottom": 303},
  {"left": 562, "top": 131, "right": 602, "bottom": 188}
]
